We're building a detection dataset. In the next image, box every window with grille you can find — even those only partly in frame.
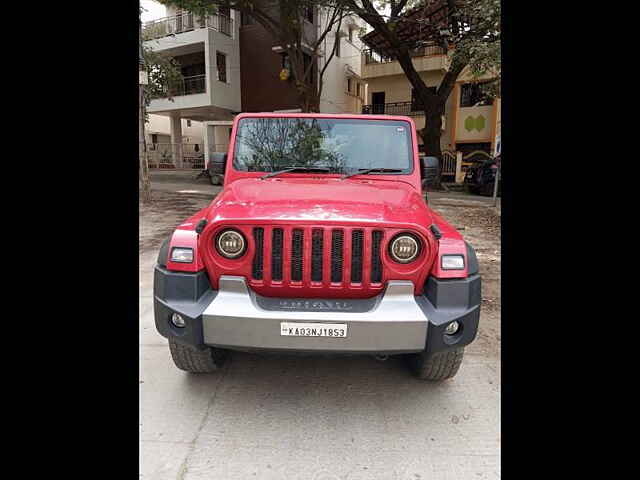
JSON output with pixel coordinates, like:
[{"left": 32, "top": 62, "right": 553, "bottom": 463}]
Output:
[
  {"left": 460, "top": 82, "right": 494, "bottom": 108},
  {"left": 216, "top": 52, "right": 227, "bottom": 83}
]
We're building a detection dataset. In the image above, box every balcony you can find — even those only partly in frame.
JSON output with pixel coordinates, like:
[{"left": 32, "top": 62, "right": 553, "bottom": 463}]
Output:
[
  {"left": 361, "top": 45, "right": 448, "bottom": 78},
  {"left": 143, "top": 13, "right": 233, "bottom": 41},
  {"left": 361, "top": 101, "right": 425, "bottom": 117},
  {"left": 150, "top": 74, "right": 206, "bottom": 100}
]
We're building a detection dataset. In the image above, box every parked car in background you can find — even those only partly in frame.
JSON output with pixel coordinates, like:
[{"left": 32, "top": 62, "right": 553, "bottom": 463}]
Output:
[{"left": 464, "top": 155, "right": 501, "bottom": 196}]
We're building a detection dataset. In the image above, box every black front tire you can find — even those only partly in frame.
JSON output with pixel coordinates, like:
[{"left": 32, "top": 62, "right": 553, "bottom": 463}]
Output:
[
  {"left": 169, "top": 340, "right": 227, "bottom": 373},
  {"left": 407, "top": 348, "right": 464, "bottom": 381}
]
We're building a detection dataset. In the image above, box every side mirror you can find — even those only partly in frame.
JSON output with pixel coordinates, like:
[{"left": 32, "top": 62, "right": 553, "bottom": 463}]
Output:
[
  {"left": 208, "top": 153, "right": 227, "bottom": 175},
  {"left": 420, "top": 155, "right": 439, "bottom": 186}
]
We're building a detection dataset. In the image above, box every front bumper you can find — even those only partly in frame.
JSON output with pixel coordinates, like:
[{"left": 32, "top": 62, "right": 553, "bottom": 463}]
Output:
[{"left": 153, "top": 266, "right": 480, "bottom": 355}]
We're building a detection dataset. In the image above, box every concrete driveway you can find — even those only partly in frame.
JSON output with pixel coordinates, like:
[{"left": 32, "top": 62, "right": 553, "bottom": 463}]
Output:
[{"left": 140, "top": 173, "right": 500, "bottom": 480}]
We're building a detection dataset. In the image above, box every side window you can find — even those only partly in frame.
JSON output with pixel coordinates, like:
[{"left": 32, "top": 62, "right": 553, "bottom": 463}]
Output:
[
  {"left": 347, "top": 78, "right": 352, "bottom": 93},
  {"left": 216, "top": 51, "right": 227, "bottom": 82},
  {"left": 356, "top": 83, "right": 361, "bottom": 98},
  {"left": 460, "top": 83, "right": 494, "bottom": 107}
]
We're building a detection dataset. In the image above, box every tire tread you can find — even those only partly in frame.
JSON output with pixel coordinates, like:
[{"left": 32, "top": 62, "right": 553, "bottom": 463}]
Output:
[
  {"left": 169, "top": 340, "right": 225, "bottom": 373},
  {"left": 410, "top": 347, "right": 464, "bottom": 381}
]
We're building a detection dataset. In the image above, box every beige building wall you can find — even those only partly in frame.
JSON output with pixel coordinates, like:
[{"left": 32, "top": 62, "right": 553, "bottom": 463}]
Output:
[
  {"left": 365, "top": 71, "right": 454, "bottom": 151},
  {"left": 146, "top": 114, "right": 204, "bottom": 144},
  {"left": 364, "top": 65, "right": 500, "bottom": 153},
  {"left": 455, "top": 105, "right": 494, "bottom": 143}
]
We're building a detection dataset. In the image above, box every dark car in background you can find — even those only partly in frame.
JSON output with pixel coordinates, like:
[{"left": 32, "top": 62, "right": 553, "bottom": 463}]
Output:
[{"left": 464, "top": 155, "right": 501, "bottom": 196}]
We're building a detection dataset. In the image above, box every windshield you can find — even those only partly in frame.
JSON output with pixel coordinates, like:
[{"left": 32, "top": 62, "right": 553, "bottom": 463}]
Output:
[{"left": 232, "top": 117, "right": 413, "bottom": 174}]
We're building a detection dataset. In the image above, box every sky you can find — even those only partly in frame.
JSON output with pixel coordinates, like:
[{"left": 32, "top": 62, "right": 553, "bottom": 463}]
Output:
[{"left": 141, "top": 0, "right": 166, "bottom": 22}]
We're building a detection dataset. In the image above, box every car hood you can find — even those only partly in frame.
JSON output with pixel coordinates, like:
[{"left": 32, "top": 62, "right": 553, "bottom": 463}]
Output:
[{"left": 207, "top": 177, "right": 433, "bottom": 227}]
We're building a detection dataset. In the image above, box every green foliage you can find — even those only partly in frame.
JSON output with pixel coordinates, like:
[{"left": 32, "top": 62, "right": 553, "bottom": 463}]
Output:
[
  {"left": 140, "top": 6, "right": 184, "bottom": 120},
  {"left": 451, "top": 0, "right": 501, "bottom": 96},
  {"left": 142, "top": 46, "right": 183, "bottom": 112}
]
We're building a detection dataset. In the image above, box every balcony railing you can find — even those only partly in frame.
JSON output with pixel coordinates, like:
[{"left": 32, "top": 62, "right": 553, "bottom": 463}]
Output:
[
  {"left": 143, "top": 13, "right": 233, "bottom": 40},
  {"left": 150, "top": 74, "right": 206, "bottom": 99},
  {"left": 363, "top": 44, "right": 445, "bottom": 64},
  {"left": 361, "top": 101, "right": 425, "bottom": 116}
]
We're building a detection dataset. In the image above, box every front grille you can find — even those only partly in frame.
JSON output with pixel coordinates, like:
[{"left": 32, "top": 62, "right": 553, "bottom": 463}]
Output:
[
  {"left": 250, "top": 226, "right": 383, "bottom": 288},
  {"left": 271, "top": 228, "right": 283, "bottom": 281},
  {"left": 291, "top": 229, "right": 304, "bottom": 282},
  {"left": 350, "top": 230, "right": 364, "bottom": 283},
  {"left": 252, "top": 228, "right": 264, "bottom": 279},
  {"left": 331, "top": 230, "right": 344, "bottom": 282},
  {"left": 311, "top": 229, "right": 323, "bottom": 282},
  {"left": 371, "top": 230, "right": 383, "bottom": 283}
]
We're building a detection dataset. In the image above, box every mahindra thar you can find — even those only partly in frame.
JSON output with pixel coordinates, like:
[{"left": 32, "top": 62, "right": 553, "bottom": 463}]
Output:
[{"left": 153, "top": 113, "right": 481, "bottom": 381}]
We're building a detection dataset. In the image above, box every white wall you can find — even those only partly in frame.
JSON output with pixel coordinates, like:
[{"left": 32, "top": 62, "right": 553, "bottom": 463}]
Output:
[
  {"left": 206, "top": 13, "right": 241, "bottom": 112},
  {"left": 318, "top": 13, "right": 367, "bottom": 114},
  {"left": 146, "top": 114, "right": 204, "bottom": 144}
]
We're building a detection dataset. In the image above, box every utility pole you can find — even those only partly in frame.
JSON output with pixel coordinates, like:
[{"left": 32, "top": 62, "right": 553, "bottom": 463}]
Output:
[
  {"left": 492, "top": 162, "right": 499, "bottom": 207},
  {"left": 139, "top": 17, "right": 152, "bottom": 204}
]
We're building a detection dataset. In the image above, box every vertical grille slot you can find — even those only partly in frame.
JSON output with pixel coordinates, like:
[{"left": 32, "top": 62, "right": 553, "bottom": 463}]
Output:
[
  {"left": 252, "top": 227, "right": 264, "bottom": 279},
  {"left": 291, "top": 229, "right": 304, "bottom": 281},
  {"left": 371, "top": 230, "right": 383, "bottom": 283},
  {"left": 311, "top": 229, "right": 323, "bottom": 282},
  {"left": 331, "top": 230, "right": 344, "bottom": 282},
  {"left": 271, "top": 228, "right": 283, "bottom": 281},
  {"left": 351, "top": 230, "right": 364, "bottom": 283}
]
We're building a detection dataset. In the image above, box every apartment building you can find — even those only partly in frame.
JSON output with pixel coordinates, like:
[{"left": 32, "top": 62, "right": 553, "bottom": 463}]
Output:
[
  {"left": 143, "top": 6, "right": 366, "bottom": 168},
  {"left": 359, "top": 7, "right": 500, "bottom": 157}
]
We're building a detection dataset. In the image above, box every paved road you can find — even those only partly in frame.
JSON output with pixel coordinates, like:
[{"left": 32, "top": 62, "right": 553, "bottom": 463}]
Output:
[{"left": 140, "top": 174, "right": 500, "bottom": 480}]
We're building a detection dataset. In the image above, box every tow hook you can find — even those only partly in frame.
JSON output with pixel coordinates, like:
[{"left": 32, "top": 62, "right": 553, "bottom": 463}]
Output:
[{"left": 374, "top": 355, "right": 388, "bottom": 362}]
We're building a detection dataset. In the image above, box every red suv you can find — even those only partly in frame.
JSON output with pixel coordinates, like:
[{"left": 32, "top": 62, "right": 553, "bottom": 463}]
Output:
[{"left": 154, "top": 113, "right": 481, "bottom": 381}]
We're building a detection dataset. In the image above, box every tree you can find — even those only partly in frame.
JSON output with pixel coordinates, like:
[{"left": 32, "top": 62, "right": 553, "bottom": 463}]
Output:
[
  {"left": 140, "top": 7, "right": 184, "bottom": 204},
  {"left": 159, "top": 0, "right": 347, "bottom": 112},
  {"left": 340, "top": 0, "right": 500, "bottom": 175},
  {"left": 141, "top": 47, "right": 184, "bottom": 121}
]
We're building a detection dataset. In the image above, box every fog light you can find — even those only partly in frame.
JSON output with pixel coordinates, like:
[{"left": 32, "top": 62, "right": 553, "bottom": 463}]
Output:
[
  {"left": 171, "top": 313, "right": 186, "bottom": 328},
  {"left": 444, "top": 321, "right": 459, "bottom": 335}
]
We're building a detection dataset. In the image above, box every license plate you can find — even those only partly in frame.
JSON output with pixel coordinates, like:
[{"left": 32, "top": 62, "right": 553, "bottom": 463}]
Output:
[{"left": 280, "top": 322, "right": 348, "bottom": 338}]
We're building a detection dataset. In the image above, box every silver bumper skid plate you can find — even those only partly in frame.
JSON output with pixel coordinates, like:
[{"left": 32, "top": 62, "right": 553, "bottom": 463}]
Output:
[{"left": 202, "top": 276, "right": 428, "bottom": 353}]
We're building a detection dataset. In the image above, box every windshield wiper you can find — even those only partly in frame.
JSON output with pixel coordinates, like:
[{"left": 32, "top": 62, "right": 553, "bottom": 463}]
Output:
[
  {"left": 260, "top": 167, "right": 329, "bottom": 180},
  {"left": 340, "top": 168, "right": 403, "bottom": 180},
  {"left": 260, "top": 166, "right": 331, "bottom": 180}
]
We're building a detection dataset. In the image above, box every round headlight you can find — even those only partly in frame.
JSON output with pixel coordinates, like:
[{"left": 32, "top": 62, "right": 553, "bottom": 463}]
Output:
[
  {"left": 389, "top": 234, "right": 420, "bottom": 263},
  {"left": 215, "top": 229, "right": 246, "bottom": 258}
]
